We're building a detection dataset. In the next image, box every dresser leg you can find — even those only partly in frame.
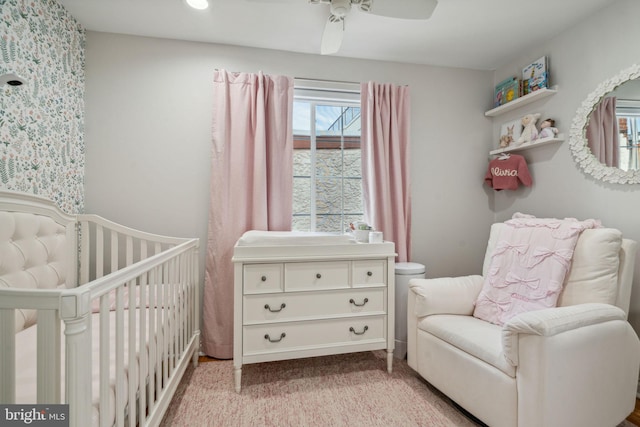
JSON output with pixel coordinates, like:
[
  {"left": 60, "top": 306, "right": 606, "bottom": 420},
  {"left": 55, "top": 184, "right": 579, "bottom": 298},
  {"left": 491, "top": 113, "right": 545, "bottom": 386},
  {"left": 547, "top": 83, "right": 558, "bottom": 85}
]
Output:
[
  {"left": 234, "top": 366, "right": 242, "bottom": 393},
  {"left": 387, "top": 349, "right": 393, "bottom": 373}
]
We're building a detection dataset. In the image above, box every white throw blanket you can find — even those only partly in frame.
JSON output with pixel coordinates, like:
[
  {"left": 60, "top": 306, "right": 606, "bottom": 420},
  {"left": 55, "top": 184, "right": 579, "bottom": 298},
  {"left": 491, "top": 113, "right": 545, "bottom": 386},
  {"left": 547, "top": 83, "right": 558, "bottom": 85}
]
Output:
[{"left": 473, "top": 213, "right": 601, "bottom": 325}]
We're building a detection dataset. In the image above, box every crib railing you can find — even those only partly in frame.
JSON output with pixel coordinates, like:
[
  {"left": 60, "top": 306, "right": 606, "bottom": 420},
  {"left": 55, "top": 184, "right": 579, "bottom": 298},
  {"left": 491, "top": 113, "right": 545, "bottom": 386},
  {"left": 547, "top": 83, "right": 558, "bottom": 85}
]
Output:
[
  {"left": 0, "top": 216, "right": 200, "bottom": 427},
  {"left": 77, "top": 214, "right": 190, "bottom": 285}
]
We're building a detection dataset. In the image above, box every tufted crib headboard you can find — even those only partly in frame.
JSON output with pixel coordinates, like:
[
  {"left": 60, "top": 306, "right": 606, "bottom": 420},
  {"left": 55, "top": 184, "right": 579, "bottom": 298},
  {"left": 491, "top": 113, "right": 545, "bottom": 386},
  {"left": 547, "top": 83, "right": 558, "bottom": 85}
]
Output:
[{"left": 0, "top": 191, "right": 78, "bottom": 332}]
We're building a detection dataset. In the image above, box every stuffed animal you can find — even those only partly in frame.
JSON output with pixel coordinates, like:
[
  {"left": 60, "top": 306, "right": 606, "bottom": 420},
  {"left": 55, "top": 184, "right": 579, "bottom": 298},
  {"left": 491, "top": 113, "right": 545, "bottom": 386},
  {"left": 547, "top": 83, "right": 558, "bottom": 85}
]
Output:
[
  {"left": 499, "top": 125, "right": 514, "bottom": 148},
  {"left": 516, "top": 113, "right": 541, "bottom": 145},
  {"left": 538, "top": 118, "right": 559, "bottom": 139}
]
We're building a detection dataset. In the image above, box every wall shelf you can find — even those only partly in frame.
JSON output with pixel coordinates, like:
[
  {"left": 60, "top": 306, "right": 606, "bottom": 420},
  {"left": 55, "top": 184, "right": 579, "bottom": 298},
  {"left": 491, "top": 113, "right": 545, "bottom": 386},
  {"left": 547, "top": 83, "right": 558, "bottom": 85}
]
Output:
[
  {"left": 489, "top": 134, "right": 565, "bottom": 156},
  {"left": 485, "top": 87, "right": 558, "bottom": 117}
]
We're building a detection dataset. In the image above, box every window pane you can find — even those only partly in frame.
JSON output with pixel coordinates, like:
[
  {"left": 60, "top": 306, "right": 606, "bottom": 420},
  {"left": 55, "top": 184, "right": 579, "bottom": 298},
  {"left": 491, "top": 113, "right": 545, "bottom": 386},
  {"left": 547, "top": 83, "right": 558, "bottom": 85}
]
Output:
[
  {"left": 315, "top": 214, "right": 343, "bottom": 233},
  {"left": 316, "top": 105, "right": 343, "bottom": 136},
  {"left": 315, "top": 177, "right": 342, "bottom": 214},
  {"left": 293, "top": 101, "right": 311, "bottom": 136},
  {"left": 315, "top": 150, "right": 342, "bottom": 178},
  {"left": 343, "top": 149, "right": 361, "bottom": 177},
  {"left": 343, "top": 177, "right": 363, "bottom": 213},
  {"left": 293, "top": 176, "right": 311, "bottom": 213}
]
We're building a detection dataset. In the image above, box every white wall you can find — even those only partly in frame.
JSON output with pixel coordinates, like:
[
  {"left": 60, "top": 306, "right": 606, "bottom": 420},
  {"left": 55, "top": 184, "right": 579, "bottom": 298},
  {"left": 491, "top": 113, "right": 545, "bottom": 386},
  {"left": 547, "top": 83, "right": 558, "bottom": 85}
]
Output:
[
  {"left": 83, "top": 32, "right": 494, "bottom": 284},
  {"left": 492, "top": 0, "right": 640, "bottom": 331}
]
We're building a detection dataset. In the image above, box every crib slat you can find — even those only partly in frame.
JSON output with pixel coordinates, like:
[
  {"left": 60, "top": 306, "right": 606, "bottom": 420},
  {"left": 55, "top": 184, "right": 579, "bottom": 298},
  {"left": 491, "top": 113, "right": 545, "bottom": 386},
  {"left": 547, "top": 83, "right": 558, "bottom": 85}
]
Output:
[
  {"left": 186, "top": 254, "right": 192, "bottom": 348},
  {"left": 140, "top": 240, "right": 148, "bottom": 263},
  {"left": 168, "top": 258, "right": 175, "bottom": 374},
  {"left": 176, "top": 257, "right": 184, "bottom": 362},
  {"left": 79, "top": 221, "right": 90, "bottom": 285},
  {"left": 163, "top": 261, "right": 170, "bottom": 383},
  {"left": 111, "top": 230, "right": 119, "bottom": 274},
  {"left": 155, "top": 264, "right": 163, "bottom": 398},
  {"left": 96, "top": 225, "right": 104, "bottom": 279},
  {"left": 99, "top": 296, "right": 110, "bottom": 427},
  {"left": 139, "top": 241, "right": 149, "bottom": 421},
  {"left": 138, "top": 270, "right": 148, "bottom": 426},
  {"left": 128, "top": 278, "right": 137, "bottom": 427},
  {"left": 175, "top": 256, "right": 181, "bottom": 356},
  {"left": 37, "top": 310, "right": 61, "bottom": 403},
  {"left": 185, "top": 253, "right": 192, "bottom": 340},
  {"left": 126, "top": 235, "right": 133, "bottom": 267},
  {"left": 148, "top": 265, "right": 157, "bottom": 412},
  {"left": 0, "top": 309, "right": 16, "bottom": 403},
  {"left": 194, "top": 249, "right": 201, "bottom": 359},
  {"left": 173, "top": 257, "right": 179, "bottom": 369},
  {"left": 115, "top": 287, "right": 125, "bottom": 427}
]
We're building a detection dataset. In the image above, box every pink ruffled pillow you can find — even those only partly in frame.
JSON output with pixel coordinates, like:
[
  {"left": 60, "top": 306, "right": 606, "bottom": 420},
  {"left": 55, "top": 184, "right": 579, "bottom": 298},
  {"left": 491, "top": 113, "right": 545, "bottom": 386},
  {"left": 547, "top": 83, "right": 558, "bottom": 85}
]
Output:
[{"left": 473, "top": 215, "right": 600, "bottom": 326}]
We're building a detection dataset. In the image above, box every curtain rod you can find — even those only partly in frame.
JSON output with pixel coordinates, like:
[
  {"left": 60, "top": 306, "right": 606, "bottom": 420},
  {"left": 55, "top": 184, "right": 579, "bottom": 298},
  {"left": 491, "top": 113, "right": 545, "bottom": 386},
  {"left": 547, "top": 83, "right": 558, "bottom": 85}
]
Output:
[
  {"left": 213, "top": 69, "right": 359, "bottom": 86},
  {"left": 294, "top": 76, "right": 359, "bottom": 85}
]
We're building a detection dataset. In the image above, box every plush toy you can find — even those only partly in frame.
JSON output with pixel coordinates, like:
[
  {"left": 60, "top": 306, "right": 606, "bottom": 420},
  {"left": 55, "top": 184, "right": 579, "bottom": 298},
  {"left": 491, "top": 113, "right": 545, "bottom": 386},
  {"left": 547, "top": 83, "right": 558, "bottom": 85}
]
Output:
[
  {"left": 516, "top": 113, "right": 541, "bottom": 145},
  {"left": 499, "top": 125, "right": 514, "bottom": 148},
  {"left": 538, "top": 118, "right": 559, "bottom": 139}
]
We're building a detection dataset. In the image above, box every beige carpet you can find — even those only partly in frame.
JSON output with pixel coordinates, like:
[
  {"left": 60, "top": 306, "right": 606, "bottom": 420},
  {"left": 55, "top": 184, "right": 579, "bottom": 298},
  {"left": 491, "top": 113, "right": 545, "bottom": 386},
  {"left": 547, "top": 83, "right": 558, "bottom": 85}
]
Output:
[
  {"left": 160, "top": 351, "right": 636, "bottom": 427},
  {"left": 160, "top": 351, "right": 484, "bottom": 427}
]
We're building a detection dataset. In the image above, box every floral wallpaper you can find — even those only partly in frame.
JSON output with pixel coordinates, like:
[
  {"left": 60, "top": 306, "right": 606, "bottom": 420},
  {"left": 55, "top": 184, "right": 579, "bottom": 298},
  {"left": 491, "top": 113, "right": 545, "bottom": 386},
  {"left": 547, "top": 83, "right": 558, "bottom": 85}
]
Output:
[{"left": 0, "top": 0, "right": 85, "bottom": 213}]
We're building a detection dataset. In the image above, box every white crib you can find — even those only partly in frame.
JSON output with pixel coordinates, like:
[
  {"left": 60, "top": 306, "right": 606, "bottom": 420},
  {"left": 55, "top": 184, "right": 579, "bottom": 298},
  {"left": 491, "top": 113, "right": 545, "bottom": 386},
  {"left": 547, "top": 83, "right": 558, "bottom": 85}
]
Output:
[{"left": 0, "top": 190, "right": 200, "bottom": 427}]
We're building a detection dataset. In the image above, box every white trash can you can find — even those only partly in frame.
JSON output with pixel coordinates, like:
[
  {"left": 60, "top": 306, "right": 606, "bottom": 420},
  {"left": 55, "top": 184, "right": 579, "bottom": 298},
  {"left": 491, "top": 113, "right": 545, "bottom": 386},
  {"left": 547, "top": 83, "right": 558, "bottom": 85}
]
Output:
[{"left": 394, "top": 262, "right": 426, "bottom": 359}]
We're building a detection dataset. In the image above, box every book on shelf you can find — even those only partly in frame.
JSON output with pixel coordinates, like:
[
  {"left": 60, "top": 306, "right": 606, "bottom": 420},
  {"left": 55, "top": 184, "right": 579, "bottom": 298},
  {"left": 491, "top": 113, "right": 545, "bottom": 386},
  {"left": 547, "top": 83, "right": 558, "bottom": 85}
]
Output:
[
  {"left": 522, "top": 56, "right": 549, "bottom": 95},
  {"left": 494, "top": 76, "right": 520, "bottom": 107}
]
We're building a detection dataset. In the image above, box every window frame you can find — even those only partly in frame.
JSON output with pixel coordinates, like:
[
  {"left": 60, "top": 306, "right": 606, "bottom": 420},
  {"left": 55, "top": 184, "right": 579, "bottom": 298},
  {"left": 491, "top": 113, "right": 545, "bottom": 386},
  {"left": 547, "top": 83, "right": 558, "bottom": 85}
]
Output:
[{"left": 293, "top": 79, "right": 362, "bottom": 233}]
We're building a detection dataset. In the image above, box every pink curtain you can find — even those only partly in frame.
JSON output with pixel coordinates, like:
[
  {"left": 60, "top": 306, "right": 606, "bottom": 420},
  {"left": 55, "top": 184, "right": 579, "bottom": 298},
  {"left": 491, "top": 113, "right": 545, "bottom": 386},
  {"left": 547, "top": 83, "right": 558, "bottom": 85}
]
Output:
[
  {"left": 586, "top": 96, "right": 619, "bottom": 167},
  {"left": 202, "top": 70, "right": 294, "bottom": 358},
  {"left": 360, "top": 82, "right": 412, "bottom": 262}
]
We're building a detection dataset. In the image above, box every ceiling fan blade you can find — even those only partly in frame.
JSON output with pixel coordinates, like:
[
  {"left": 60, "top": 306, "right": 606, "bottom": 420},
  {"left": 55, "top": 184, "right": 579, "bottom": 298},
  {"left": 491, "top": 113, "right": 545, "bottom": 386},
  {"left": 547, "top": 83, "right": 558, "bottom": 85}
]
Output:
[
  {"left": 320, "top": 16, "right": 344, "bottom": 55},
  {"left": 367, "top": 0, "right": 438, "bottom": 20}
]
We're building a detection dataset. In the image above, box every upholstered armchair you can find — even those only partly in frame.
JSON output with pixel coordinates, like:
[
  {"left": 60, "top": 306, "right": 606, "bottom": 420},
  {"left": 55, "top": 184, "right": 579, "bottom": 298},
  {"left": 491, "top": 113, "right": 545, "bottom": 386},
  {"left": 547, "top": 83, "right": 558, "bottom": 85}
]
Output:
[{"left": 407, "top": 221, "right": 640, "bottom": 427}]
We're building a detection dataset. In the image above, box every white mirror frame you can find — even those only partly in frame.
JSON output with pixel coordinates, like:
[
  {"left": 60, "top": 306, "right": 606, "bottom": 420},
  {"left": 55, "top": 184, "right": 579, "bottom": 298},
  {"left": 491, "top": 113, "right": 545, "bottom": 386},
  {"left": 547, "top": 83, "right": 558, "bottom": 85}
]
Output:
[{"left": 569, "top": 63, "right": 640, "bottom": 184}]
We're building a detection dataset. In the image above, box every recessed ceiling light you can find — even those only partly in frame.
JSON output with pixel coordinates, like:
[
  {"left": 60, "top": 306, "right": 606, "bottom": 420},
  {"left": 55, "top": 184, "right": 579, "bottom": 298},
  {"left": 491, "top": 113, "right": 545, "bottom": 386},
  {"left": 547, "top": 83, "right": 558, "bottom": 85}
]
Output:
[{"left": 186, "top": 0, "right": 209, "bottom": 10}]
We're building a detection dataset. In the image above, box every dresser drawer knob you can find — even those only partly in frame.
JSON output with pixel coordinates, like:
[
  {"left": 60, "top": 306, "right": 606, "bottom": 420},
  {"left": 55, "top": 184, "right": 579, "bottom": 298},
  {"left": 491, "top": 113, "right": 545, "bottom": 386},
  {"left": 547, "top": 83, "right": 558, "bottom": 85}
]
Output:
[
  {"left": 264, "top": 332, "right": 286, "bottom": 343},
  {"left": 349, "top": 326, "right": 369, "bottom": 335},
  {"left": 367, "top": 271, "right": 373, "bottom": 277},
  {"left": 349, "top": 298, "right": 369, "bottom": 307},
  {"left": 261, "top": 276, "right": 267, "bottom": 282},
  {"left": 316, "top": 273, "right": 322, "bottom": 279},
  {"left": 264, "top": 303, "right": 286, "bottom": 313}
]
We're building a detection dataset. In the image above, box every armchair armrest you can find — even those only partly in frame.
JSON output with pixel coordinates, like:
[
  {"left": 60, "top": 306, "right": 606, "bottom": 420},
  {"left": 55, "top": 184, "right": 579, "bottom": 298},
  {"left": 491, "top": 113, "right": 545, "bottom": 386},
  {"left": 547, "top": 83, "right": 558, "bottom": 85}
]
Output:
[
  {"left": 502, "top": 303, "right": 626, "bottom": 366},
  {"left": 501, "top": 303, "right": 640, "bottom": 425},
  {"left": 409, "top": 275, "right": 483, "bottom": 317}
]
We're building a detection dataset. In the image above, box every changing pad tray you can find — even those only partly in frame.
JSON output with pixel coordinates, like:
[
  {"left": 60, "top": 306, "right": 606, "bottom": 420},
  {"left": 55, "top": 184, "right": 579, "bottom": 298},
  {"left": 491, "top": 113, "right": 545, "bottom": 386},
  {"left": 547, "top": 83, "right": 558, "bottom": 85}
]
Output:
[
  {"left": 236, "top": 230, "right": 355, "bottom": 246},
  {"left": 234, "top": 230, "right": 395, "bottom": 261}
]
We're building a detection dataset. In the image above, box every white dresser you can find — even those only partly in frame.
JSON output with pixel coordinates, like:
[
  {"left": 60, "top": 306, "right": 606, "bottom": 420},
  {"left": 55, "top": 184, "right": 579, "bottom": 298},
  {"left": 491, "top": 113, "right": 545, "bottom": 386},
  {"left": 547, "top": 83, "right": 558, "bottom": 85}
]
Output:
[{"left": 232, "top": 231, "right": 396, "bottom": 393}]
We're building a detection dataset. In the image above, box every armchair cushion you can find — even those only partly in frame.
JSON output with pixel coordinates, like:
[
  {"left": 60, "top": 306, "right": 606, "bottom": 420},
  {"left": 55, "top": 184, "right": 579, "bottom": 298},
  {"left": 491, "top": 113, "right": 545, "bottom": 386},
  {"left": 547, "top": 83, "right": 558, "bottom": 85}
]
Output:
[{"left": 557, "top": 228, "right": 622, "bottom": 307}]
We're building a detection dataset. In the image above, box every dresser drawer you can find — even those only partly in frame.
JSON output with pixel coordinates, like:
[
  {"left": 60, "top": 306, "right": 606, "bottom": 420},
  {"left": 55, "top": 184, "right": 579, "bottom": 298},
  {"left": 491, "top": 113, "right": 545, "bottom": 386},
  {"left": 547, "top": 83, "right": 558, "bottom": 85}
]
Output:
[
  {"left": 243, "top": 288, "right": 385, "bottom": 324},
  {"left": 243, "top": 263, "right": 283, "bottom": 294},
  {"left": 243, "top": 315, "right": 386, "bottom": 356},
  {"left": 352, "top": 259, "right": 386, "bottom": 287},
  {"left": 284, "top": 261, "right": 349, "bottom": 291}
]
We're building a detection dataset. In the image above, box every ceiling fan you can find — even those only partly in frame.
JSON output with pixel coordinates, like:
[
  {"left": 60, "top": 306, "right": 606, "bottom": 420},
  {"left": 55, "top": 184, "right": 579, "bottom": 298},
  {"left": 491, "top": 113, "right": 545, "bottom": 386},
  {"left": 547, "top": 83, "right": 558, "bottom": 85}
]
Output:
[{"left": 248, "top": 0, "right": 438, "bottom": 55}]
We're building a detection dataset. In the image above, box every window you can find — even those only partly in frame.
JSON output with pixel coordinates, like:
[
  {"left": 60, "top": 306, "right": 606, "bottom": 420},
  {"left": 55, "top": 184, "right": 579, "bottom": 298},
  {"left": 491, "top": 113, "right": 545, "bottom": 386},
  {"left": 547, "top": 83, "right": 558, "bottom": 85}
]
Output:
[
  {"left": 617, "top": 116, "right": 640, "bottom": 171},
  {"left": 292, "top": 80, "right": 363, "bottom": 233}
]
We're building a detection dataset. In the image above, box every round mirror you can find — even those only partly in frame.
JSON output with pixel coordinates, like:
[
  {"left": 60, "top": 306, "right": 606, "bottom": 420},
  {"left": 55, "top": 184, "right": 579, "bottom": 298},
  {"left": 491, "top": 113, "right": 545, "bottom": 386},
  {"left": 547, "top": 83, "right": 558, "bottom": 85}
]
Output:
[{"left": 569, "top": 63, "right": 640, "bottom": 184}]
